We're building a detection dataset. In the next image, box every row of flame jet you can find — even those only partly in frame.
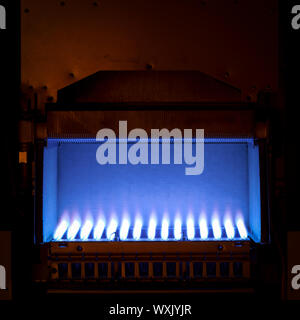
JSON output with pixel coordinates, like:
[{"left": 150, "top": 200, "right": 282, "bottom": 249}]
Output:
[{"left": 53, "top": 214, "right": 248, "bottom": 241}]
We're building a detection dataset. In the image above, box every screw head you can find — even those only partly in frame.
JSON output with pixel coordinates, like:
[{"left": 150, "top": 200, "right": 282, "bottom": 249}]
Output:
[
  {"left": 51, "top": 267, "right": 57, "bottom": 274},
  {"left": 145, "top": 63, "right": 153, "bottom": 70}
]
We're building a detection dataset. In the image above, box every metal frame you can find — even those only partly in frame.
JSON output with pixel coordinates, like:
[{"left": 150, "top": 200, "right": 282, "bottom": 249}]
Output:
[
  {"left": 47, "top": 241, "right": 251, "bottom": 282},
  {"left": 32, "top": 102, "right": 271, "bottom": 292}
]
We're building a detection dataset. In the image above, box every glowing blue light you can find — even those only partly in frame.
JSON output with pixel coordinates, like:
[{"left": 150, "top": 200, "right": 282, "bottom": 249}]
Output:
[
  {"left": 93, "top": 218, "right": 105, "bottom": 240},
  {"left": 174, "top": 217, "right": 182, "bottom": 240},
  {"left": 224, "top": 217, "right": 235, "bottom": 239},
  {"left": 80, "top": 218, "right": 93, "bottom": 240},
  {"left": 53, "top": 219, "right": 69, "bottom": 240},
  {"left": 45, "top": 137, "right": 262, "bottom": 244},
  {"left": 133, "top": 217, "right": 142, "bottom": 240},
  {"left": 161, "top": 217, "right": 169, "bottom": 240},
  {"left": 67, "top": 219, "right": 81, "bottom": 240},
  {"left": 237, "top": 217, "right": 248, "bottom": 239},
  {"left": 199, "top": 217, "right": 208, "bottom": 240},
  {"left": 187, "top": 216, "right": 195, "bottom": 240},
  {"left": 148, "top": 216, "right": 157, "bottom": 240},
  {"left": 106, "top": 218, "right": 118, "bottom": 240},
  {"left": 120, "top": 218, "right": 130, "bottom": 240},
  {"left": 212, "top": 216, "right": 221, "bottom": 239}
]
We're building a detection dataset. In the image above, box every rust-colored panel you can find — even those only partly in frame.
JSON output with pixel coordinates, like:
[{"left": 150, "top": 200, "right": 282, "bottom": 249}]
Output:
[
  {"left": 57, "top": 71, "right": 241, "bottom": 104},
  {"left": 21, "top": 0, "right": 278, "bottom": 103}
]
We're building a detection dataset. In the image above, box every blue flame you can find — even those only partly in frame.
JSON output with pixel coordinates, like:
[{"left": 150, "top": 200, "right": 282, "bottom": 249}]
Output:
[
  {"left": 174, "top": 215, "right": 182, "bottom": 240},
  {"left": 53, "top": 212, "right": 250, "bottom": 242},
  {"left": 106, "top": 217, "right": 118, "bottom": 240},
  {"left": 236, "top": 216, "right": 248, "bottom": 239},
  {"left": 224, "top": 216, "right": 235, "bottom": 239},
  {"left": 161, "top": 216, "right": 169, "bottom": 240},
  {"left": 93, "top": 218, "right": 105, "bottom": 240},
  {"left": 53, "top": 218, "right": 69, "bottom": 241},
  {"left": 147, "top": 215, "right": 157, "bottom": 240},
  {"left": 133, "top": 216, "right": 142, "bottom": 240},
  {"left": 186, "top": 215, "right": 195, "bottom": 240},
  {"left": 80, "top": 218, "right": 93, "bottom": 240},
  {"left": 67, "top": 218, "right": 81, "bottom": 240},
  {"left": 199, "top": 215, "right": 208, "bottom": 240},
  {"left": 120, "top": 217, "right": 130, "bottom": 240}
]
